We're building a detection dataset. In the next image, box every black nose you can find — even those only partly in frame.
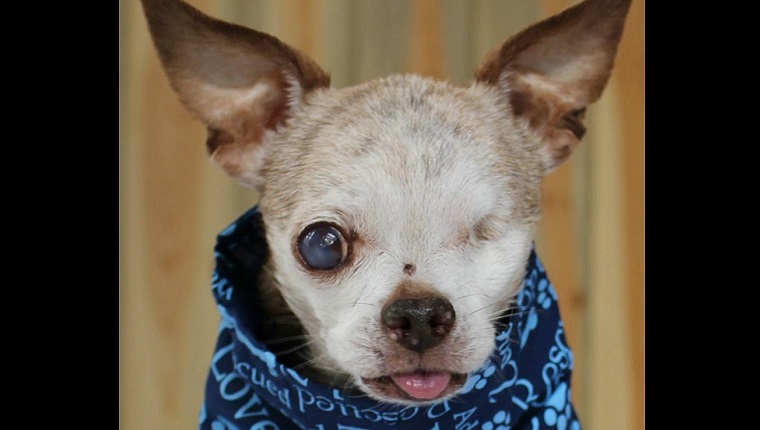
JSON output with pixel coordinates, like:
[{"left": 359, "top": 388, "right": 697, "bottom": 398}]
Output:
[{"left": 381, "top": 296, "right": 455, "bottom": 353}]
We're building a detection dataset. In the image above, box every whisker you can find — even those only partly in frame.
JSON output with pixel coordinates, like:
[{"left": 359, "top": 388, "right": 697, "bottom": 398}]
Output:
[
  {"left": 452, "top": 280, "right": 476, "bottom": 292},
  {"left": 485, "top": 354, "right": 509, "bottom": 381},
  {"left": 491, "top": 321, "right": 509, "bottom": 332},
  {"left": 354, "top": 301, "right": 378, "bottom": 307},
  {"left": 486, "top": 325, "right": 523, "bottom": 345},
  {"left": 487, "top": 305, "right": 527, "bottom": 320},
  {"left": 273, "top": 340, "right": 315, "bottom": 357},
  {"left": 486, "top": 311, "right": 511, "bottom": 323},
  {"left": 289, "top": 351, "right": 341, "bottom": 375},
  {"left": 453, "top": 292, "right": 490, "bottom": 301},
  {"left": 291, "top": 353, "right": 326, "bottom": 371},
  {"left": 262, "top": 317, "right": 306, "bottom": 331},
  {"left": 483, "top": 275, "right": 510, "bottom": 282},
  {"left": 470, "top": 303, "right": 497, "bottom": 316},
  {"left": 263, "top": 334, "right": 312, "bottom": 345}
]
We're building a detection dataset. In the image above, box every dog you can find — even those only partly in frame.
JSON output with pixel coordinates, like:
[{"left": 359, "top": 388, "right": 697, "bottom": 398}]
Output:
[{"left": 140, "top": 0, "right": 631, "bottom": 428}]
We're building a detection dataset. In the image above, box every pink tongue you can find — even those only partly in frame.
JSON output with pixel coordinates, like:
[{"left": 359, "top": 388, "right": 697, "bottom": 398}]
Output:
[{"left": 391, "top": 372, "right": 451, "bottom": 400}]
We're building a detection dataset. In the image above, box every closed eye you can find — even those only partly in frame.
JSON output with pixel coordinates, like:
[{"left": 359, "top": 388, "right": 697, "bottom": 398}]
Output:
[{"left": 473, "top": 215, "right": 505, "bottom": 242}]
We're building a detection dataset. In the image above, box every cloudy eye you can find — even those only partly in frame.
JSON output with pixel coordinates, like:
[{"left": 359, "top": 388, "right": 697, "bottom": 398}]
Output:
[{"left": 297, "top": 223, "right": 348, "bottom": 270}]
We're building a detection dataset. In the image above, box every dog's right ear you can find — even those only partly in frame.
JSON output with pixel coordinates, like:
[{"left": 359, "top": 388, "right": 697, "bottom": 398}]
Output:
[
  {"left": 141, "top": 0, "right": 330, "bottom": 188},
  {"left": 476, "top": 0, "right": 630, "bottom": 174}
]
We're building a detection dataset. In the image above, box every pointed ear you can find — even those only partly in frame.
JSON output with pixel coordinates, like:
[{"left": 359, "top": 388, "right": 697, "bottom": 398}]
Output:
[
  {"left": 476, "top": 0, "right": 631, "bottom": 173},
  {"left": 140, "top": 0, "right": 330, "bottom": 188}
]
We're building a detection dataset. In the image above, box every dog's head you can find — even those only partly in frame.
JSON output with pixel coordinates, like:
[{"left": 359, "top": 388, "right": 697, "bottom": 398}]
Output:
[{"left": 142, "top": 0, "right": 630, "bottom": 405}]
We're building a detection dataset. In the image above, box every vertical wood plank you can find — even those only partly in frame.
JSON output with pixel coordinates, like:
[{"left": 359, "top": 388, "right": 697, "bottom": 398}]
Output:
[
  {"left": 121, "top": 0, "right": 229, "bottom": 428},
  {"left": 282, "top": 0, "right": 322, "bottom": 63},
  {"left": 408, "top": 0, "right": 446, "bottom": 79},
  {"left": 355, "top": 0, "right": 413, "bottom": 83},
  {"left": 468, "top": 0, "right": 541, "bottom": 72},
  {"left": 440, "top": 0, "right": 539, "bottom": 86},
  {"left": 615, "top": 1, "right": 645, "bottom": 429},
  {"left": 438, "top": 0, "right": 474, "bottom": 85},
  {"left": 585, "top": 84, "right": 634, "bottom": 430}
]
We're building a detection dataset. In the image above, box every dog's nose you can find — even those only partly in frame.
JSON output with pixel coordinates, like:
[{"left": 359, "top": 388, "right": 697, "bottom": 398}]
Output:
[{"left": 381, "top": 297, "right": 455, "bottom": 353}]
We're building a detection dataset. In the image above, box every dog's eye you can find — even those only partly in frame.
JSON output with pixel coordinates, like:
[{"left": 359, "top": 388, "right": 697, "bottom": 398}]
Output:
[{"left": 297, "top": 223, "right": 348, "bottom": 270}]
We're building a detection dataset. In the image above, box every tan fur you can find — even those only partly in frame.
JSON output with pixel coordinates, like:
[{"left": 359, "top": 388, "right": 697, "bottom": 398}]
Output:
[{"left": 141, "top": 0, "right": 631, "bottom": 405}]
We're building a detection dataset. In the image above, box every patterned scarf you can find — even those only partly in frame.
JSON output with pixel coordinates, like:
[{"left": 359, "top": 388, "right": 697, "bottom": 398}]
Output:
[{"left": 200, "top": 206, "right": 581, "bottom": 430}]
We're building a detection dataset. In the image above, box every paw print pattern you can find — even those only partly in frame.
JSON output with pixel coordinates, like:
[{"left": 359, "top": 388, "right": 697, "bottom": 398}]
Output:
[
  {"left": 541, "top": 382, "right": 580, "bottom": 430},
  {"left": 461, "top": 363, "right": 497, "bottom": 394},
  {"left": 517, "top": 255, "right": 551, "bottom": 312},
  {"left": 481, "top": 410, "right": 511, "bottom": 430},
  {"left": 536, "top": 277, "right": 556, "bottom": 310}
]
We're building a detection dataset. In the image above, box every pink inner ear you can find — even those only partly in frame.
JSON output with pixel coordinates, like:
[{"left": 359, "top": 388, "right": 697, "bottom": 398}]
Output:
[
  {"left": 473, "top": 0, "right": 631, "bottom": 172},
  {"left": 142, "top": 0, "right": 330, "bottom": 187},
  {"left": 543, "top": 128, "right": 582, "bottom": 171},
  {"left": 507, "top": 74, "right": 587, "bottom": 169},
  {"left": 199, "top": 74, "right": 288, "bottom": 155},
  {"left": 264, "top": 75, "right": 294, "bottom": 131}
]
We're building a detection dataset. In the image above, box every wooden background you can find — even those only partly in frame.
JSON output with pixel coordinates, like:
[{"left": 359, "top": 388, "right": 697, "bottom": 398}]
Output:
[{"left": 119, "top": 0, "right": 644, "bottom": 428}]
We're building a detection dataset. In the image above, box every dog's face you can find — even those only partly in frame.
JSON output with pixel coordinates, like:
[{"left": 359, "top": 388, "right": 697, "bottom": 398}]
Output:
[
  {"left": 142, "top": 0, "right": 630, "bottom": 405},
  {"left": 261, "top": 76, "right": 544, "bottom": 402}
]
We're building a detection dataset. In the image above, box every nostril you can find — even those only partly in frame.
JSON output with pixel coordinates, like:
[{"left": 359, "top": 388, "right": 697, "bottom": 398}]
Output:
[
  {"left": 429, "top": 309, "right": 454, "bottom": 336},
  {"left": 381, "top": 307, "right": 411, "bottom": 329},
  {"left": 383, "top": 315, "right": 410, "bottom": 340},
  {"left": 381, "top": 296, "right": 455, "bottom": 352}
]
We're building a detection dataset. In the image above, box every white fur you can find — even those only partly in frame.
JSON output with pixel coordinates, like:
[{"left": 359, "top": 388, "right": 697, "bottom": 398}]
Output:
[{"left": 260, "top": 76, "right": 542, "bottom": 404}]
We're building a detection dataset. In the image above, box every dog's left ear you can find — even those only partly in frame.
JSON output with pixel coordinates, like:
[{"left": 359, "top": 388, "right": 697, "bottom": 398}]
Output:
[{"left": 476, "top": 0, "right": 631, "bottom": 173}]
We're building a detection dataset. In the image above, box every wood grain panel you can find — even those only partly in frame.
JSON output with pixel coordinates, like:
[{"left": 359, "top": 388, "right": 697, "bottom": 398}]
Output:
[
  {"left": 408, "top": 0, "right": 446, "bottom": 79},
  {"left": 615, "top": 1, "right": 645, "bottom": 429},
  {"left": 585, "top": 85, "right": 634, "bottom": 430},
  {"left": 121, "top": 0, "right": 226, "bottom": 428},
  {"left": 285, "top": 0, "right": 321, "bottom": 63},
  {"left": 354, "top": 0, "right": 412, "bottom": 82}
]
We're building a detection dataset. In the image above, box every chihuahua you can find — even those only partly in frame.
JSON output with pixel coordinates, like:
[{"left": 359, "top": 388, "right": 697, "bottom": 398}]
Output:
[{"left": 141, "top": 0, "right": 631, "bottom": 428}]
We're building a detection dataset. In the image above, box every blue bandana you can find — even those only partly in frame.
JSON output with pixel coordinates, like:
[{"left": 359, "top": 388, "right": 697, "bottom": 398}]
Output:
[{"left": 200, "top": 207, "right": 581, "bottom": 430}]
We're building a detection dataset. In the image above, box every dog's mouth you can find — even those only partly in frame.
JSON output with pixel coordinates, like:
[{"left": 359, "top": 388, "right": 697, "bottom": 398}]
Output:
[{"left": 362, "top": 371, "right": 468, "bottom": 402}]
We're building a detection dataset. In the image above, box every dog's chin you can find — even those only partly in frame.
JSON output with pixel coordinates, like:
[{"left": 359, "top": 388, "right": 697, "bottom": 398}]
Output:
[{"left": 359, "top": 371, "right": 469, "bottom": 405}]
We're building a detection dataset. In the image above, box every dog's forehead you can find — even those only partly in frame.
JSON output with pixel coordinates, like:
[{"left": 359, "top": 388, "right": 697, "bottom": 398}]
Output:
[{"left": 262, "top": 75, "right": 542, "bottom": 227}]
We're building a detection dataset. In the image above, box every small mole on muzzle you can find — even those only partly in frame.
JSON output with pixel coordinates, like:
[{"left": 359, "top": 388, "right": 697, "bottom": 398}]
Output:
[{"left": 403, "top": 264, "right": 416, "bottom": 276}]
